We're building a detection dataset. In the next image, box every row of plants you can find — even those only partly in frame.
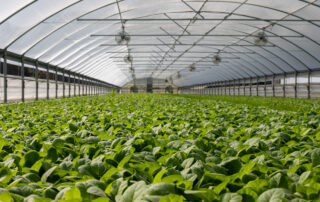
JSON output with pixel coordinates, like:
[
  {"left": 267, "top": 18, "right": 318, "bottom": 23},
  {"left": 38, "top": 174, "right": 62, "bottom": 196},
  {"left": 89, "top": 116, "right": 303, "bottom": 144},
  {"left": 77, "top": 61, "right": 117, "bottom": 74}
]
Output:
[
  {"left": 0, "top": 94, "right": 320, "bottom": 201},
  {"left": 172, "top": 94, "right": 320, "bottom": 113}
]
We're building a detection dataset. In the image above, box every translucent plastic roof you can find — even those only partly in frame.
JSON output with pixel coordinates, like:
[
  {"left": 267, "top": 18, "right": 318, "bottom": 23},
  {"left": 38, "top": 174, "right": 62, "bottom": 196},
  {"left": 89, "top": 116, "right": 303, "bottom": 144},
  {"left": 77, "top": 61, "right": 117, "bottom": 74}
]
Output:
[{"left": 1, "top": 0, "right": 320, "bottom": 86}]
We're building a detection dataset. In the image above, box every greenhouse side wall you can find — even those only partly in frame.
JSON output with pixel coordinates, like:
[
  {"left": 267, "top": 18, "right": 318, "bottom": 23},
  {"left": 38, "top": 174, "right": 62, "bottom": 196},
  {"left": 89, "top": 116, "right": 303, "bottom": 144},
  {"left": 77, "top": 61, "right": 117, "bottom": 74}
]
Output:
[
  {"left": 0, "top": 58, "right": 117, "bottom": 103},
  {"left": 178, "top": 70, "right": 320, "bottom": 99}
]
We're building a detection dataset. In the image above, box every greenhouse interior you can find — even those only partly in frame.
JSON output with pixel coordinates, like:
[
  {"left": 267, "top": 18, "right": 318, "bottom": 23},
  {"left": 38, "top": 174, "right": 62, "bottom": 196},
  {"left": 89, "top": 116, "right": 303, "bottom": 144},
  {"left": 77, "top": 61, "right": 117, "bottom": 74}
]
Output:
[{"left": 0, "top": 0, "right": 320, "bottom": 201}]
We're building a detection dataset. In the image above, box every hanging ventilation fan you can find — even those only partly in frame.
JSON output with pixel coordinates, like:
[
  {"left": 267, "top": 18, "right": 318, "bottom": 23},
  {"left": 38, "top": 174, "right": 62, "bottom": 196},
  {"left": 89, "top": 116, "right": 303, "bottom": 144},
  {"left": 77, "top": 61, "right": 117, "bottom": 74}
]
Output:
[
  {"left": 254, "top": 31, "right": 268, "bottom": 46},
  {"left": 189, "top": 64, "right": 196, "bottom": 72},
  {"left": 115, "top": 30, "right": 131, "bottom": 45},
  {"left": 124, "top": 55, "right": 133, "bottom": 63},
  {"left": 212, "top": 55, "right": 222, "bottom": 65}
]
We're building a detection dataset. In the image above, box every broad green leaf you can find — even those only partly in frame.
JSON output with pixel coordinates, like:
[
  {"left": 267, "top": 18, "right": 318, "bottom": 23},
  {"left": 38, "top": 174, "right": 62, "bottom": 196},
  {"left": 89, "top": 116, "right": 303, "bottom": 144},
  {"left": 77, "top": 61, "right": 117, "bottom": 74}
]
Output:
[
  {"left": 153, "top": 170, "right": 167, "bottom": 183},
  {"left": 257, "top": 188, "right": 293, "bottom": 202},
  {"left": 118, "top": 181, "right": 148, "bottom": 202},
  {"left": 21, "top": 150, "right": 40, "bottom": 168},
  {"left": 0, "top": 192, "right": 13, "bottom": 202},
  {"left": 311, "top": 149, "right": 320, "bottom": 167},
  {"left": 41, "top": 166, "right": 57, "bottom": 183},
  {"left": 65, "top": 188, "right": 82, "bottom": 200},
  {"left": 159, "top": 194, "right": 185, "bottom": 202},
  {"left": 92, "top": 197, "right": 110, "bottom": 202},
  {"left": 87, "top": 186, "right": 107, "bottom": 197},
  {"left": 221, "top": 193, "right": 243, "bottom": 202}
]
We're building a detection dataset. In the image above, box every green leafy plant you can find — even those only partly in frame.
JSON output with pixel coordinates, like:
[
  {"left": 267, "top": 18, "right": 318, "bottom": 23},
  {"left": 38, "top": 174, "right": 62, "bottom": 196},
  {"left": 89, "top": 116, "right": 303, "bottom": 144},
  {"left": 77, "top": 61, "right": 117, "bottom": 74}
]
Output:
[{"left": 0, "top": 94, "right": 319, "bottom": 201}]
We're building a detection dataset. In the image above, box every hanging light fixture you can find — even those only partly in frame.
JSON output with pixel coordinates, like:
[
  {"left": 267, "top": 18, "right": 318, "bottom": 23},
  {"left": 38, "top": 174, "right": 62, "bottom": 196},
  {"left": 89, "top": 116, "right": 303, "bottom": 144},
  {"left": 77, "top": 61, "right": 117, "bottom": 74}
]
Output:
[{"left": 254, "top": 31, "right": 268, "bottom": 46}]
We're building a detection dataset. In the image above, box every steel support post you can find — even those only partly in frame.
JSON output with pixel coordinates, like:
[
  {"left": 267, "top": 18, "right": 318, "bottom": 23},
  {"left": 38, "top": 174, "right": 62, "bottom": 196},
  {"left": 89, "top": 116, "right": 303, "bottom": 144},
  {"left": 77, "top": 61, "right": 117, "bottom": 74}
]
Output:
[
  {"left": 55, "top": 67, "right": 58, "bottom": 99},
  {"left": 224, "top": 82, "right": 227, "bottom": 95},
  {"left": 307, "top": 71, "right": 311, "bottom": 99},
  {"left": 73, "top": 73, "right": 76, "bottom": 96},
  {"left": 294, "top": 72, "right": 297, "bottom": 99},
  {"left": 62, "top": 70, "right": 65, "bottom": 98},
  {"left": 283, "top": 73, "right": 286, "bottom": 98},
  {"left": 84, "top": 78, "right": 86, "bottom": 95},
  {"left": 46, "top": 65, "right": 49, "bottom": 100},
  {"left": 3, "top": 52, "right": 8, "bottom": 103},
  {"left": 238, "top": 79, "right": 240, "bottom": 95},
  {"left": 81, "top": 76, "right": 84, "bottom": 95},
  {"left": 21, "top": 58, "right": 25, "bottom": 102},
  {"left": 221, "top": 82, "right": 223, "bottom": 95},
  {"left": 35, "top": 61, "right": 39, "bottom": 101},
  {"left": 85, "top": 79, "right": 88, "bottom": 95},
  {"left": 68, "top": 72, "right": 71, "bottom": 97},
  {"left": 233, "top": 80, "right": 236, "bottom": 96},
  {"left": 78, "top": 75, "right": 81, "bottom": 96},
  {"left": 249, "top": 78, "right": 252, "bottom": 96},
  {"left": 256, "top": 77, "right": 259, "bottom": 96},
  {"left": 229, "top": 81, "right": 231, "bottom": 95},
  {"left": 89, "top": 81, "right": 91, "bottom": 95},
  {"left": 272, "top": 75, "right": 275, "bottom": 97},
  {"left": 217, "top": 83, "right": 219, "bottom": 95},
  {"left": 243, "top": 79, "right": 246, "bottom": 96},
  {"left": 264, "top": 76, "right": 267, "bottom": 97}
]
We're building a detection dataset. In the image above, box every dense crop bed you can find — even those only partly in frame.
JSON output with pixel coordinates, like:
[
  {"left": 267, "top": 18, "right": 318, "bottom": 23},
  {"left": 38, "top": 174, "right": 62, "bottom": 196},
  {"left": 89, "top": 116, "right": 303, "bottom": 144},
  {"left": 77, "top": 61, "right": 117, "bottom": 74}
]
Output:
[{"left": 0, "top": 94, "right": 320, "bottom": 201}]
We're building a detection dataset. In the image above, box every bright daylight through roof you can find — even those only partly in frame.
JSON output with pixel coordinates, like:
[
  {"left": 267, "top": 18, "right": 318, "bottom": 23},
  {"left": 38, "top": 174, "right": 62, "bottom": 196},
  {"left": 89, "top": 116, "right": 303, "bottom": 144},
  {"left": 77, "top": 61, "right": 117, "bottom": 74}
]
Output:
[{"left": 0, "top": 0, "right": 320, "bottom": 201}]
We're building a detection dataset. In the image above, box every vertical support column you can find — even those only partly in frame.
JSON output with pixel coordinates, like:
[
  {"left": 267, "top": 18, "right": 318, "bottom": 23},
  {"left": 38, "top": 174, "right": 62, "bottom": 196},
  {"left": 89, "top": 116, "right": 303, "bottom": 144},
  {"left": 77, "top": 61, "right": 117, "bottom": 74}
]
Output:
[
  {"left": 294, "top": 72, "right": 297, "bottom": 99},
  {"left": 3, "top": 52, "right": 8, "bottom": 103},
  {"left": 73, "top": 73, "right": 76, "bottom": 96},
  {"left": 307, "top": 70, "right": 311, "bottom": 99},
  {"left": 233, "top": 80, "right": 236, "bottom": 96},
  {"left": 256, "top": 77, "right": 260, "bottom": 96},
  {"left": 21, "top": 58, "right": 25, "bottom": 102},
  {"left": 92, "top": 82, "right": 94, "bottom": 95},
  {"left": 243, "top": 79, "right": 246, "bottom": 96},
  {"left": 224, "top": 81, "right": 227, "bottom": 95},
  {"left": 88, "top": 80, "right": 91, "bottom": 95},
  {"left": 68, "top": 72, "right": 71, "bottom": 97},
  {"left": 238, "top": 79, "right": 240, "bottom": 95},
  {"left": 264, "top": 76, "right": 267, "bottom": 97},
  {"left": 46, "top": 64, "right": 49, "bottom": 100},
  {"left": 62, "top": 69, "right": 65, "bottom": 98},
  {"left": 35, "top": 61, "right": 39, "bottom": 101},
  {"left": 82, "top": 76, "right": 85, "bottom": 96},
  {"left": 86, "top": 78, "right": 88, "bottom": 95},
  {"left": 272, "top": 75, "right": 275, "bottom": 97},
  {"left": 78, "top": 74, "right": 81, "bottom": 96},
  {"left": 55, "top": 66, "right": 58, "bottom": 99},
  {"left": 283, "top": 73, "right": 286, "bottom": 98},
  {"left": 249, "top": 77, "right": 252, "bottom": 96},
  {"left": 215, "top": 83, "right": 217, "bottom": 95}
]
